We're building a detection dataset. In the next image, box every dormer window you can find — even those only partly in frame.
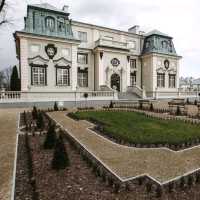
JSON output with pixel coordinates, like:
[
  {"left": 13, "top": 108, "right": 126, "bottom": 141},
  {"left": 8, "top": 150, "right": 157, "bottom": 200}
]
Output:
[
  {"left": 58, "top": 18, "right": 64, "bottom": 32},
  {"left": 45, "top": 16, "right": 55, "bottom": 31}
]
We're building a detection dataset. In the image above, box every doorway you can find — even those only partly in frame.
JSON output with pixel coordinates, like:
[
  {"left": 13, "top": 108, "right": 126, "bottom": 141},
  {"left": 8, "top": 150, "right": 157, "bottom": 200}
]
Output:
[{"left": 111, "top": 73, "right": 120, "bottom": 91}]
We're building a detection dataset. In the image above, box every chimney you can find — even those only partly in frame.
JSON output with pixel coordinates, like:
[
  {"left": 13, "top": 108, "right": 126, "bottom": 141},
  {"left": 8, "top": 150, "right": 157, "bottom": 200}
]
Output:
[
  {"left": 128, "top": 25, "right": 140, "bottom": 34},
  {"left": 62, "top": 5, "right": 69, "bottom": 13}
]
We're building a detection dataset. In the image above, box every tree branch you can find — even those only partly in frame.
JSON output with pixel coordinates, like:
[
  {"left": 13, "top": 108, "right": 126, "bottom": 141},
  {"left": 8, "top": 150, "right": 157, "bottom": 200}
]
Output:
[{"left": 0, "top": 0, "right": 6, "bottom": 13}]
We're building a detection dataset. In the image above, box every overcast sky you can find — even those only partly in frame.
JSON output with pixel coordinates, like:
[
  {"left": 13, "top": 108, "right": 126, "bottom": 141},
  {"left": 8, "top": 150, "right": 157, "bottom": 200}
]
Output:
[{"left": 0, "top": 0, "right": 200, "bottom": 78}]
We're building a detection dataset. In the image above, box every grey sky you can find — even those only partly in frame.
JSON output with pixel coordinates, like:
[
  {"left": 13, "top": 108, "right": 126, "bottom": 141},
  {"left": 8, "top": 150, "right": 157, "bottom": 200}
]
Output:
[{"left": 0, "top": 0, "right": 200, "bottom": 78}]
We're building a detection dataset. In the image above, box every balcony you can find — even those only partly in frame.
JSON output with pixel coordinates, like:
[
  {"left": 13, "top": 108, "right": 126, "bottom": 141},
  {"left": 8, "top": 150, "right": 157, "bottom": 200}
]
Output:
[{"left": 95, "top": 39, "right": 129, "bottom": 51}]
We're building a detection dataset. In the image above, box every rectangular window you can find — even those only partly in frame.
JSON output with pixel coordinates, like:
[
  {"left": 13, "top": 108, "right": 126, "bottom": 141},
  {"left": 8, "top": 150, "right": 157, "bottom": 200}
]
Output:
[
  {"left": 78, "top": 31, "right": 87, "bottom": 42},
  {"left": 128, "top": 41, "right": 136, "bottom": 49},
  {"left": 77, "top": 53, "right": 88, "bottom": 64},
  {"left": 130, "top": 72, "right": 136, "bottom": 86},
  {"left": 157, "top": 73, "right": 165, "bottom": 88},
  {"left": 32, "top": 66, "right": 46, "bottom": 85},
  {"left": 169, "top": 74, "right": 176, "bottom": 88},
  {"left": 56, "top": 68, "right": 70, "bottom": 86},
  {"left": 130, "top": 59, "right": 136, "bottom": 68},
  {"left": 78, "top": 68, "right": 88, "bottom": 87}
]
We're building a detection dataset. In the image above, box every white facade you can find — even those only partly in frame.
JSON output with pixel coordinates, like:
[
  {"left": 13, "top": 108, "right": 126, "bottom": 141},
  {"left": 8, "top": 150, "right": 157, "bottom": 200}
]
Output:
[{"left": 14, "top": 4, "right": 181, "bottom": 98}]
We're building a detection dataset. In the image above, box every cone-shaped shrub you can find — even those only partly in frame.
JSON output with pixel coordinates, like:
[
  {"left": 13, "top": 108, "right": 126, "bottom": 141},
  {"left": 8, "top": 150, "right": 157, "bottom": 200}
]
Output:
[
  {"left": 43, "top": 123, "right": 56, "bottom": 149},
  {"left": 52, "top": 135, "right": 70, "bottom": 170},
  {"left": 109, "top": 101, "right": 114, "bottom": 108},
  {"left": 54, "top": 102, "right": 59, "bottom": 111},
  {"left": 150, "top": 103, "right": 154, "bottom": 111},
  {"left": 32, "top": 106, "right": 38, "bottom": 120},
  {"left": 176, "top": 106, "right": 181, "bottom": 116},
  {"left": 37, "top": 112, "right": 44, "bottom": 130}
]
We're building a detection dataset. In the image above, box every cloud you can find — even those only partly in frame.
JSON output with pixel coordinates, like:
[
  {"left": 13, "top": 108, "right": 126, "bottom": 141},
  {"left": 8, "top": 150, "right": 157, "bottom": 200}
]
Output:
[{"left": 0, "top": 0, "right": 200, "bottom": 78}]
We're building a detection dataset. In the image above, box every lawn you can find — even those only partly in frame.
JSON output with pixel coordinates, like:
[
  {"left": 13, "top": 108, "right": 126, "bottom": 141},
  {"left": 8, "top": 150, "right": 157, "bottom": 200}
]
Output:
[{"left": 72, "top": 111, "right": 200, "bottom": 145}]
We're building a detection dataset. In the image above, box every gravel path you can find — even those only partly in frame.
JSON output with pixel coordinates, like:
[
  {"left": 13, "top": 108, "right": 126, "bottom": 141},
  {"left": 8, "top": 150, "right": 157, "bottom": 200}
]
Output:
[
  {"left": 49, "top": 111, "right": 200, "bottom": 184},
  {"left": 0, "top": 109, "right": 22, "bottom": 200}
]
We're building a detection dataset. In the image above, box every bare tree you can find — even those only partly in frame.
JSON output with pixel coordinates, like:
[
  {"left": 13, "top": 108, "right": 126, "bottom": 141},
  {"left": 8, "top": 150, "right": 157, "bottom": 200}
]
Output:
[
  {"left": 2, "top": 66, "right": 12, "bottom": 90},
  {"left": 0, "top": 0, "right": 13, "bottom": 27},
  {"left": 0, "top": 70, "right": 5, "bottom": 88},
  {"left": 0, "top": 0, "right": 6, "bottom": 12}
]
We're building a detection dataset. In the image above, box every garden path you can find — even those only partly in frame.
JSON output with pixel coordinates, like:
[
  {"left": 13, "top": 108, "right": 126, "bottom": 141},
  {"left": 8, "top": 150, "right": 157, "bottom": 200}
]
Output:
[{"left": 49, "top": 111, "right": 200, "bottom": 184}]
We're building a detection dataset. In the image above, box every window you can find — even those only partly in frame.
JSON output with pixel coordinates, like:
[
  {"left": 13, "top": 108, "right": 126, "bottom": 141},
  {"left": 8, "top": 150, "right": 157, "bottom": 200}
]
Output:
[
  {"left": 32, "top": 66, "right": 46, "bottom": 85},
  {"left": 78, "top": 31, "right": 87, "bottom": 42},
  {"left": 157, "top": 73, "right": 165, "bottom": 88},
  {"left": 56, "top": 67, "right": 70, "bottom": 86},
  {"left": 45, "top": 17, "right": 55, "bottom": 31},
  {"left": 169, "top": 74, "right": 176, "bottom": 88},
  {"left": 58, "top": 18, "right": 64, "bottom": 32},
  {"left": 130, "top": 72, "right": 136, "bottom": 86},
  {"left": 78, "top": 68, "right": 88, "bottom": 87},
  {"left": 77, "top": 53, "right": 88, "bottom": 64},
  {"left": 128, "top": 41, "right": 136, "bottom": 49},
  {"left": 130, "top": 59, "right": 136, "bottom": 68}
]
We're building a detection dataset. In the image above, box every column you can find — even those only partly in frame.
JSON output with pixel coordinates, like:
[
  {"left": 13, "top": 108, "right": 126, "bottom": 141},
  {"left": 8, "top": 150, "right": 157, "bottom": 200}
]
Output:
[
  {"left": 98, "top": 51, "right": 104, "bottom": 86},
  {"left": 20, "top": 38, "right": 29, "bottom": 92},
  {"left": 71, "top": 44, "right": 78, "bottom": 91},
  {"left": 126, "top": 56, "right": 131, "bottom": 87}
]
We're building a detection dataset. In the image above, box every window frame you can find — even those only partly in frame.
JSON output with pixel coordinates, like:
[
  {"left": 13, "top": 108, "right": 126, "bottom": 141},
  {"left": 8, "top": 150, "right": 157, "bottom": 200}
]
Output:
[
  {"left": 169, "top": 74, "right": 176, "bottom": 88},
  {"left": 77, "top": 68, "right": 88, "bottom": 88},
  {"left": 130, "top": 59, "right": 136, "bottom": 68},
  {"left": 78, "top": 31, "right": 87, "bottom": 42},
  {"left": 30, "top": 64, "right": 47, "bottom": 86},
  {"left": 55, "top": 65, "right": 70, "bottom": 86},
  {"left": 157, "top": 73, "right": 165, "bottom": 88},
  {"left": 130, "top": 71, "right": 136, "bottom": 86},
  {"left": 45, "top": 16, "right": 55, "bottom": 31},
  {"left": 77, "top": 53, "right": 88, "bottom": 64}
]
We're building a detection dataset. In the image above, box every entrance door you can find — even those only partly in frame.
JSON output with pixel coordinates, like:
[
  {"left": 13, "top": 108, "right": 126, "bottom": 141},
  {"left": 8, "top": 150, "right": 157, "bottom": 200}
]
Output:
[{"left": 111, "top": 73, "right": 120, "bottom": 91}]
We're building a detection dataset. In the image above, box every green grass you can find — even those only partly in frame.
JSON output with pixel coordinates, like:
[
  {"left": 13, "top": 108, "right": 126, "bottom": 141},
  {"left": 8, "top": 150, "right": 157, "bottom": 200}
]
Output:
[{"left": 73, "top": 111, "right": 200, "bottom": 145}]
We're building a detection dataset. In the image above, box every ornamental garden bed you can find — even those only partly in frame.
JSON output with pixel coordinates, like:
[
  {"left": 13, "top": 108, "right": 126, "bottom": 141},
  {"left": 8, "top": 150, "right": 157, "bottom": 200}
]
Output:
[
  {"left": 69, "top": 111, "right": 200, "bottom": 151},
  {"left": 15, "top": 111, "right": 200, "bottom": 200}
]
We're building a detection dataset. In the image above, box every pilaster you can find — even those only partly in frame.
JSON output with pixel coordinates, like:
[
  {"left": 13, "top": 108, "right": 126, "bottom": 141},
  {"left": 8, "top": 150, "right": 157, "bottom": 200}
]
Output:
[
  {"left": 20, "top": 37, "right": 29, "bottom": 92},
  {"left": 71, "top": 44, "right": 78, "bottom": 90}
]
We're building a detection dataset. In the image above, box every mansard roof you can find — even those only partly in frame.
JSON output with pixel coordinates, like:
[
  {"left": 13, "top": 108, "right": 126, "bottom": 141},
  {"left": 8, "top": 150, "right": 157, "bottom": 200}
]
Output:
[
  {"left": 145, "top": 29, "right": 172, "bottom": 38},
  {"left": 28, "top": 3, "right": 68, "bottom": 15},
  {"left": 142, "top": 29, "right": 178, "bottom": 56}
]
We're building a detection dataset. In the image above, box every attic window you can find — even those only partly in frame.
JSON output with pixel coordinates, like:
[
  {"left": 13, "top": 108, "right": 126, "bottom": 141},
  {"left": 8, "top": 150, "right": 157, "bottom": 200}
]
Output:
[{"left": 45, "top": 16, "right": 55, "bottom": 31}]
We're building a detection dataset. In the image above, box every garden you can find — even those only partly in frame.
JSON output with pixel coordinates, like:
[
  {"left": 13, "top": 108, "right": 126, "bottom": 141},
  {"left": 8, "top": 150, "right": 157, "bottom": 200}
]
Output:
[{"left": 70, "top": 110, "right": 200, "bottom": 149}]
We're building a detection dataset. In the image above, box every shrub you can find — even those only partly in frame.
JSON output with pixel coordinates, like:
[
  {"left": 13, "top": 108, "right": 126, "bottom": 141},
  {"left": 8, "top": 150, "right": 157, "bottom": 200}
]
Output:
[
  {"left": 32, "top": 106, "right": 38, "bottom": 120},
  {"left": 109, "top": 101, "right": 114, "bottom": 108},
  {"left": 150, "top": 103, "right": 154, "bottom": 111},
  {"left": 54, "top": 102, "right": 59, "bottom": 111},
  {"left": 43, "top": 123, "right": 56, "bottom": 149},
  {"left": 52, "top": 135, "right": 70, "bottom": 170},
  {"left": 176, "top": 106, "right": 181, "bottom": 116},
  {"left": 36, "top": 112, "right": 44, "bottom": 130}
]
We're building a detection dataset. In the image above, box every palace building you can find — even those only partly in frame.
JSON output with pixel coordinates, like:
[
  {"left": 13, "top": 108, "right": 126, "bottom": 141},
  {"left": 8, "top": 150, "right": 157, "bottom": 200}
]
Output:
[{"left": 14, "top": 3, "right": 181, "bottom": 99}]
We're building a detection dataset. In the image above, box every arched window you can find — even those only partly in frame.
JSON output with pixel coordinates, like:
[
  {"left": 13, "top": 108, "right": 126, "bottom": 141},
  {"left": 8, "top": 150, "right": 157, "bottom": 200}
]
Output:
[{"left": 45, "top": 16, "right": 55, "bottom": 31}]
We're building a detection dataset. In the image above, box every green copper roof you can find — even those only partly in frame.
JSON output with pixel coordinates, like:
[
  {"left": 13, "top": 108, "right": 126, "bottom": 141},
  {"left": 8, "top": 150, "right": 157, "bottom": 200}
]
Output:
[
  {"left": 23, "top": 4, "right": 77, "bottom": 40},
  {"left": 142, "top": 29, "right": 177, "bottom": 56},
  {"left": 145, "top": 29, "right": 172, "bottom": 38}
]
